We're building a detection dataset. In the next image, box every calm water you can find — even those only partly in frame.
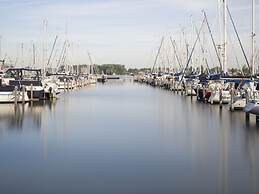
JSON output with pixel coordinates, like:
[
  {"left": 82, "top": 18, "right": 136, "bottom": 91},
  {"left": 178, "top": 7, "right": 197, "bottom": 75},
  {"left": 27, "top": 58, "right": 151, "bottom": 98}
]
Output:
[{"left": 0, "top": 78, "right": 259, "bottom": 194}]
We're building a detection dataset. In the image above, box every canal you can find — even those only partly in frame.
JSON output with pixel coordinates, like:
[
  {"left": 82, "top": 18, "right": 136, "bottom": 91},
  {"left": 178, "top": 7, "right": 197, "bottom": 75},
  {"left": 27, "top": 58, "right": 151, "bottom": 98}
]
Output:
[{"left": 0, "top": 78, "right": 259, "bottom": 194}]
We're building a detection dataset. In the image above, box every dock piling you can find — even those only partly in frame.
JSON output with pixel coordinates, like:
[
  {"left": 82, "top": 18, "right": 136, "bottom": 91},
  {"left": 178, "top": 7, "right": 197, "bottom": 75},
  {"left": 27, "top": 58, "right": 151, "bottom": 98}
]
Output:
[
  {"left": 30, "top": 84, "right": 33, "bottom": 101},
  {"left": 22, "top": 86, "right": 25, "bottom": 104},
  {"left": 14, "top": 86, "right": 18, "bottom": 106},
  {"left": 219, "top": 89, "right": 222, "bottom": 109},
  {"left": 230, "top": 87, "right": 234, "bottom": 111},
  {"left": 256, "top": 115, "right": 259, "bottom": 124}
]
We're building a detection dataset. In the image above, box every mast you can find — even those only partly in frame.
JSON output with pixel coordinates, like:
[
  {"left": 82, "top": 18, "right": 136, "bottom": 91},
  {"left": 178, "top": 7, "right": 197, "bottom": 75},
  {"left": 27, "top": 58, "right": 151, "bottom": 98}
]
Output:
[
  {"left": 42, "top": 19, "right": 48, "bottom": 76},
  {"left": 218, "top": 0, "right": 223, "bottom": 71},
  {"left": 170, "top": 37, "right": 182, "bottom": 70},
  {"left": 252, "top": 0, "right": 256, "bottom": 75},
  {"left": 151, "top": 36, "right": 164, "bottom": 74},
  {"left": 21, "top": 43, "right": 24, "bottom": 67},
  {"left": 0, "top": 36, "right": 2, "bottom": 60},
  {"left": 33, "top": 43, "right": 36, "bottom": 68},
  {"left": 46, "top": 35, "right": 58, "bottom": 70},
  {"left": 223, "top": 0, "right": 228, "bottom": 73},
  {"left": 88, "top": 52, "right": 93, "bottom": 74}
]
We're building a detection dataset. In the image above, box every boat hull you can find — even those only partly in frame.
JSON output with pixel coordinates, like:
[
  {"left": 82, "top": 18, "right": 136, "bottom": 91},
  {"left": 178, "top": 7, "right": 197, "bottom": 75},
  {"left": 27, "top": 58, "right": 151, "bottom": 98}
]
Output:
[{"left": 0, "top": 91, "right": 29, "bottom": 103}]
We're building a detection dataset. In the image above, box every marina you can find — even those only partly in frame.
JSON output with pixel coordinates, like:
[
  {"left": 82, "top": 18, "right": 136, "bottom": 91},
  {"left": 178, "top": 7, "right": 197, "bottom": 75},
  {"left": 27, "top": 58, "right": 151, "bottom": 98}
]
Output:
[
  {"left": 0, "top": 78, "right": 259, "bottom": 194},
  {"left": 0, "top": 0, "right": 259, "bottom": 193}
]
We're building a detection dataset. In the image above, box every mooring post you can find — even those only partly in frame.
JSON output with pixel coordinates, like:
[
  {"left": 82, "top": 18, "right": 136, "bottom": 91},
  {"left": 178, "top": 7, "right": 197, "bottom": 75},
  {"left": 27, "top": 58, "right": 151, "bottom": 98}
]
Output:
[
  {"left": 14, "top": 86, "right": 18, "bottom": 106},
  {"left": 256, "top": 115, "right": 259, "bottom": 125},
  {"left": 245, "top": 89, "right": 250, "bottom": 122},
  {"left": 191, "top": 82, "right": 193, "bottom": 100},
  {"left": 30, "top": 84, "right": 33, "bottom": 101},
  {"left": 196, "top": 85, "right": 199, "bottom": 101},
  {"left": 219, "top": 89, "right": 222, "bottom": 109},
  {"left": 22, "top": 86, "right": 25, "bottom": 104},
  {"left": 64, "top": 79, "right": 66, "bottom": 91},
  {"left": 49, "top": 87, "right": 53, "bottom": 99},
  {"left": 230, "top": 87, "right": 234, "bottom": 111},
  {"left": 203, "top": 86, "right": 206, "bottom": 103}
]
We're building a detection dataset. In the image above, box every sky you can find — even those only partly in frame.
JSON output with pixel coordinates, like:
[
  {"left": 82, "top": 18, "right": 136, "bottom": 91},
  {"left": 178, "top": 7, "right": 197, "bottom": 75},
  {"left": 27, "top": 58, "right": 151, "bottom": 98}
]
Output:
[{"left": 0, "top": 0, "right": 258, "bottom": 68}]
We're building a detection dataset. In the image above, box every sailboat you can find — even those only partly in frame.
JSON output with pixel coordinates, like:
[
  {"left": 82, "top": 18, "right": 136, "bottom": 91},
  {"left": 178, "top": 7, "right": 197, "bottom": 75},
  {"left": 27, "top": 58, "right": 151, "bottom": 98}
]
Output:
[{"left": 243, "top": 0, "right": 259, "bottom": 115}]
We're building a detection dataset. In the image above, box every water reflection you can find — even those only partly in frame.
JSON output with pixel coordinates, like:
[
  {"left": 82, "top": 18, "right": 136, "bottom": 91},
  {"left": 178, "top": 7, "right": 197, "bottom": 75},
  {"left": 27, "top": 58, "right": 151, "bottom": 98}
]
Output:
[
  {"left": 0, "top": 100, "right": 57, "bottom": 132},
  {"left": 0, "top": 80, "right": 259, "bottom": 194}
]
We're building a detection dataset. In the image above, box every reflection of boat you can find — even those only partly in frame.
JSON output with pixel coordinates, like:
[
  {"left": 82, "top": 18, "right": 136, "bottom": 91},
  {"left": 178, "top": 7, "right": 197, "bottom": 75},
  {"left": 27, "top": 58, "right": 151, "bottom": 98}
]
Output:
[{"left": 0, "top": 101, "right": 56, "bottom": 130}]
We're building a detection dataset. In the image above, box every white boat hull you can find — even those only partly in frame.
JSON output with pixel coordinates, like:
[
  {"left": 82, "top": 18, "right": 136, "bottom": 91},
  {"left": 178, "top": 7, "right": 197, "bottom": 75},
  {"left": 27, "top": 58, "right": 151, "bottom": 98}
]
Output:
[
  {"left": 231, "top": 99, "right": 246, "bottom": 110},
  {"left": 0, "top": 91, "right": 29, "bottom": 103}
]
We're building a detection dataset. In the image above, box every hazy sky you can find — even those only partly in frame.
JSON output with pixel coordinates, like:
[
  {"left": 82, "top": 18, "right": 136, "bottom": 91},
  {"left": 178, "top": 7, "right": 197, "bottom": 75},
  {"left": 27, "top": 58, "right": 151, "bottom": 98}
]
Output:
[{"left": 0, "top": 0, "right": 258, "bottom": 68}]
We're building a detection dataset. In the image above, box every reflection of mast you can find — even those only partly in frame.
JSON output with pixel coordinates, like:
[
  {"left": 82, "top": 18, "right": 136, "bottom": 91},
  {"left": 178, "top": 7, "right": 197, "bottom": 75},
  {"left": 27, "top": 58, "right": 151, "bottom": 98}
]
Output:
[
  {"left": 221, "top": 127, "right": 229, "bottom": 194},
  {"left": 246, "top": 131, "right": 257, "bottom": 194},
  {"left": 42, "top": 101, "right": 48, "bottom": 160}
]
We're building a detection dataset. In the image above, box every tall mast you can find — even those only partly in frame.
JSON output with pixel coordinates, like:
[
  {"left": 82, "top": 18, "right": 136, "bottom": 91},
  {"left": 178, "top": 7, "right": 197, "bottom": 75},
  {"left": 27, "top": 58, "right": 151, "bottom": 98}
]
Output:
[
  {"left": 252, "top": 0, "right": 256, "bottom": 75},
  {"left": 151, "top": 36, "right": 164, "bottom": 74},
  {"left": 0, "top": 36, "right": 2, "bottom": 60},
  {"left": 21, "top": 43, "right": 24, "bottom": 67},
  {"left": 218, "top": 0, "right": 223, "bottom": 70},
  {"left": 33, "top": 43, "right": 36, "bottom": 68},
  {"left": 223, "top": 0, "right": 228, "bottom": 73},
  {"left": 42, "top": 19, "right": 48, "bottom": 76},
  {"left": 65, "top": 23, "right": 68, "bottom": 73}
]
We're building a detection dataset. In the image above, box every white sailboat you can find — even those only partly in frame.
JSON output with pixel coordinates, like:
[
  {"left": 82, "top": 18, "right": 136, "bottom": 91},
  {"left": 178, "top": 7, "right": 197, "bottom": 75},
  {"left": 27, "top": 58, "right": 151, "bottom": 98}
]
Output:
[{"left": 244, "top": 0, "right": 259, "bottom": 115}]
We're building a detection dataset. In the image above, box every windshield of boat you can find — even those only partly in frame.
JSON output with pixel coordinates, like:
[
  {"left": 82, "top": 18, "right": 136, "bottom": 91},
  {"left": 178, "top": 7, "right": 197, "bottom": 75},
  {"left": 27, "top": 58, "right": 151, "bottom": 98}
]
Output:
[{"left": 3, "top": 69, "right": 40, "bottom": 80}]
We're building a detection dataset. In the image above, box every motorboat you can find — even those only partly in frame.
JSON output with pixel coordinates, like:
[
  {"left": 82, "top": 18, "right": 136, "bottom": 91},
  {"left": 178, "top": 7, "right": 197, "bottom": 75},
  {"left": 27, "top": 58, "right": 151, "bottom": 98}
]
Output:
[
  {"left": 3, "top": 68, "right": 45, "bottom": 100},
  {"left": 0, "top": 79, "right": 29, "bottom": 103}
]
